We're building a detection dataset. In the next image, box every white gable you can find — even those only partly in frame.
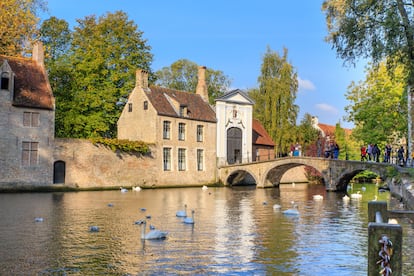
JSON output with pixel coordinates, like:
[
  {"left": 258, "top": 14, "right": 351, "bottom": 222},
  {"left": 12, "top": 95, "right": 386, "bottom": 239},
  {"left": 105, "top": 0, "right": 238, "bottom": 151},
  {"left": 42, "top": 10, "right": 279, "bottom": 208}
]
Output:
[{"left": 215, "top": 89, "right": 254, "bottom": 105}]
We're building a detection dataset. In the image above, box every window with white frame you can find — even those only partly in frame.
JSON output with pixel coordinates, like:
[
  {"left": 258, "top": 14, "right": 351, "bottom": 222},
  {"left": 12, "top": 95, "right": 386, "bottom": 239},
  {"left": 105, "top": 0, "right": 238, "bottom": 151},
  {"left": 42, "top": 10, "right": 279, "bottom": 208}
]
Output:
[
  {"left": 163, "top": 147, "right": 171, "bottom": 171},
  {"left": 178, "top": 123, "right": 186, "bottom": 141},
  {"left": 178, "top": 148, "right": 186, "bottom": 171},
  {"left": 22, "top": 141, "right": 38, "bottom": 166},
  {"left": 197, "top": 149, "right": 204, "bottom": 171},
  {"left": 163, "top": 121, "right": 171, "bottom": 139},
  {"left": 196, "top": 125, "right": 203, "bottom": 142},
  {"left": 23, "top": 112, "right": 40, "bottom": 127}
]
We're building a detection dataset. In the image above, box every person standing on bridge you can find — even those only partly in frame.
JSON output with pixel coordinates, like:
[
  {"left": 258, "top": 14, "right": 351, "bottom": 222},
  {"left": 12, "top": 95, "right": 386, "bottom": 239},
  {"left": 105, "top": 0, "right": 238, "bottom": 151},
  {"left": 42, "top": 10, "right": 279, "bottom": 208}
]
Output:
[
  {"left": 360, "top": 145, "right": 367, "bottom": 161},
  {"left": 398, "top": 145, "right": 405, "bottom": 166}
]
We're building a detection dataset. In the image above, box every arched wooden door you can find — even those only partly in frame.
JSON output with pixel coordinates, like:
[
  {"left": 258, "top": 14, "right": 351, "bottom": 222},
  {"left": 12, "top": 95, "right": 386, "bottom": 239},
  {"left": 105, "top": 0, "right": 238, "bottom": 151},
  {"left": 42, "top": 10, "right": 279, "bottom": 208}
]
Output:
[
  {"left": 53, "top": 161, "right": 66, "bottom": 184},
  {"left": 227, "top": 127, "right": 242, "bottom": 164}
]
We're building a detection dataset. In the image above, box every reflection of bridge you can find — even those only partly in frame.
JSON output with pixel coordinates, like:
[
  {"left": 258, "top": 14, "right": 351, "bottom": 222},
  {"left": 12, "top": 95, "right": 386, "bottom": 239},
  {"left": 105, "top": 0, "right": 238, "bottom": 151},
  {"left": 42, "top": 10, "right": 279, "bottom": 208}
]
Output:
[{"left": 218, "top": 157, "right": 400, "bottom": 191}]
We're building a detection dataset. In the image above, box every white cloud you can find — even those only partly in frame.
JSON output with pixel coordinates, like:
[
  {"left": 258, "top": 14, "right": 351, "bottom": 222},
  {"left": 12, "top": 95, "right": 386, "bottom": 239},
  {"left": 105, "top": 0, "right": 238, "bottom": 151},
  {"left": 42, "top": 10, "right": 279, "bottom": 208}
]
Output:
[
  {"left": 315, "top": 103, "right": 338, "bottom": 114},
  {"left": 298, "top": 77, "right": 316, "bottom": 92}
]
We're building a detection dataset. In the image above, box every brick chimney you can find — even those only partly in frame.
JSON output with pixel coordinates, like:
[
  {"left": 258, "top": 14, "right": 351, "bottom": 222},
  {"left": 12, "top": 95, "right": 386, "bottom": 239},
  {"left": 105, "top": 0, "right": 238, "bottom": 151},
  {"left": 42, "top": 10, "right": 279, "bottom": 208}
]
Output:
[
  {"left": 136, "top": 69, "right": 149, "bottom": 89},
  {"left": 196, "top": 66, "right": 208, "bottom": 102},
  {"left": 32, "top": 41, "right": 44, "bottom": 68}
]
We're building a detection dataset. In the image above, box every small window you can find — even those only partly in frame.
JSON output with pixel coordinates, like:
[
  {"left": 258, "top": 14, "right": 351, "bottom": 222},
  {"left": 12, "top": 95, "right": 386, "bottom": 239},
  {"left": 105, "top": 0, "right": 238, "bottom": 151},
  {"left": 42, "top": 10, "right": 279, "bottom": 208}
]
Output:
[
  {"left": 197, "top": 125, "right": 203, "bottom": 142},
  {"left": 178, "top": 148, "right": 186, "bottom": 171},
  {"left": 197, "top": 149, "right": 204, "bottom": 171},
  {"left": 23, "top": 112, "right": 40, "bottom": 127},
  {"left": 22, "top": 141, "right": 38, "bottom": 166},
  {"left": 178, "top": 123, "right": 186, "bottom": 141},
  {"left": 143, "top": 101, "right": 148, "bottom": 110},
  {"left": 128, "top": 103, "right": 133, "bottom": 112},
  {"left": 1, "top": 72, "right": 9, "bottom": 90},
  {"left": 163, "top": 121, "right": 171, "bottom": 139},
  {"left": 163, "top": 147, "right": 171, "bottom": 171},
  {"left": 179, "top": 105, "right": 187, "bottom": 117}
]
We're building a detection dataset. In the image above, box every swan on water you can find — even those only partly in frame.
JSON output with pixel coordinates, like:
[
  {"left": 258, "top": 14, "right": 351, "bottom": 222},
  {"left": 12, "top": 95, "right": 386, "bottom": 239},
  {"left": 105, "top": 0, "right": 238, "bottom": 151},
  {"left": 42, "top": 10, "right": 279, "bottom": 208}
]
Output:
[
  {"left": 202, "top": 185, "right": 208, "bottom": 190},
  {"left": 139, "top": 220, "right": 167, "bottom": 240},
  {"left": 176, "top": 204, "right": 187, "bottom": 217},
  {"left": 132, "top": 186, "right": 142, "bottom": 191},
  {"left": 313, "top": 195, "right": 323, "bottom": 200},
  {"left": 273, "top": 204, "right": 281, "bottom": 210},
  {"left": 89, "top": 226, "right": 100, "bottom": 232},
  {"left": 183, "top": 210, "right": 195, "bottom": 224},
  {"left": 282, "top": 201, "right": 299, "bottom": 216},
  {"left": 361, "top": 186, "right": 366, "bottom": 192},
  {"left": 350, "top": 191, "right": 362, "bottom": 199},
  {"left": 342, "top": 195, "right": 350, "bottom": 201},
  {"left": 34, "top": 217, "right": 44, "bottom": 222},
  {"left": 120, "top": 187, "right": 128, "bottom": 193}
]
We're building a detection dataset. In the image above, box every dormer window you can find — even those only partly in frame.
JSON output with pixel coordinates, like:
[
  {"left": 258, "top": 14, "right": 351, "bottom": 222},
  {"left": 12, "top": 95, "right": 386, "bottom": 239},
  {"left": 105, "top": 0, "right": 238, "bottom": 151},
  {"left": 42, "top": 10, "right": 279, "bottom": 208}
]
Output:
[
  {"left": 1, "top": 72, "right": 9, "bottom": 90},
  {"left": 179, "top": 105, "right": 187, "bottom": 117}
]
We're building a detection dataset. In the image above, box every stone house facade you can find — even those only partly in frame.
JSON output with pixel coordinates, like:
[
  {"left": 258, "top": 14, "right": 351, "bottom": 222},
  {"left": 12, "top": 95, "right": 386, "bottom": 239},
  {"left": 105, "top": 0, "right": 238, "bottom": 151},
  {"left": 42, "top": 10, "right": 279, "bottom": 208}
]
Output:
[
  {"left": 0, "top": 43, "right": 55, "bottom": 188},
  {"left": 117, "top": 67, "right": 217, "bottom": 186}
]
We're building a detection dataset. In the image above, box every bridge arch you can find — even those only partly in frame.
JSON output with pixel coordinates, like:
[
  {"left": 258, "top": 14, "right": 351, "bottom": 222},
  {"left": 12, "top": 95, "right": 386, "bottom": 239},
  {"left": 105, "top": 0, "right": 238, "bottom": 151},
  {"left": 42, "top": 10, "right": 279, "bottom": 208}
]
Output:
[
  {"left": 225, "top": 169, "right": 257, "bottom": 186},
  {"left": 218, "top": 157, "right": 399, "bottom": 191}
]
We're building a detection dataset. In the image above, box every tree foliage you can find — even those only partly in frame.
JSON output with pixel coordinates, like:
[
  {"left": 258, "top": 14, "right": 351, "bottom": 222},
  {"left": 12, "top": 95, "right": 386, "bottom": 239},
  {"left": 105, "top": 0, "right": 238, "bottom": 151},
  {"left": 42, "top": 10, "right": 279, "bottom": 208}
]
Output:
[
  {"left": 0, "top": 0, "right": 46, "bottom": 56},
  {"left": 155, "top": 59, "right": 231, "bottom": 103},
  {"left": 345, "top": 61, "right": 407, "bottom": 147},
  {"left": 250, "top": 47, "right": 299, "bottom": 156},
  {"left": 297, "top": 113, "right": 320, "bottom": 154},
  {"left": 322, "top": 0, "right": 414, "bottom": 155},
  {"left": 40, "top": 11, "right": 153, "bottom": 138}
]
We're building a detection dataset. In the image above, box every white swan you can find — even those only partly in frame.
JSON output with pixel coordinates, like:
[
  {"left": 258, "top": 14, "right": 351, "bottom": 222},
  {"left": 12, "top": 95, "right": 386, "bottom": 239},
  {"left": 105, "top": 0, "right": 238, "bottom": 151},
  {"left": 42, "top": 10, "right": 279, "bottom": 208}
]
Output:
[
  {"left": 273, "top": 204, "right": 281, "bottom": 210},
  {"left": 342, "top": 195, "right": 350, "bottom": 201},
  {"left": 34, "top": 217, "right": 44, "bottom": 222},
  {"left": 120, "top": 187, "right": 128, "bottom": 192},
  {"left": 351, "top": 191, "right": 362, "bottom": 199},
  {"left": 282, "top": 201, "right": 299, "bottom": 216},
  {"left": 132, "top": 186, "right": 142, "bottom": 191},
  {"left": 202, "top": 185, "right": 208, "bottom": 190},
  {"left": 361, "top": 186, "right": 366, "bottom": 192},
  {"left": 139, "top": 220, "right": 167, "bottom": 240},
  {"left": 313, "top": 195, "right": 323, "bottom": 200},
  {"left": 183, "top": 209, "right": 195, "bottom": 224},
  {"left": 176, "top": 204, "right": 187, "bottom": 217}
]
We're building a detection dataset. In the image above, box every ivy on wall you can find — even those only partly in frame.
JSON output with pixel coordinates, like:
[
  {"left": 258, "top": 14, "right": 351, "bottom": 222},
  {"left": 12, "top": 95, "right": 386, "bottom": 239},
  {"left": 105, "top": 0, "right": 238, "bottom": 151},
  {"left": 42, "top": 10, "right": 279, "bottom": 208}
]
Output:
[{"left": 90, "top": 138, "right": 150, "bottom": 155}]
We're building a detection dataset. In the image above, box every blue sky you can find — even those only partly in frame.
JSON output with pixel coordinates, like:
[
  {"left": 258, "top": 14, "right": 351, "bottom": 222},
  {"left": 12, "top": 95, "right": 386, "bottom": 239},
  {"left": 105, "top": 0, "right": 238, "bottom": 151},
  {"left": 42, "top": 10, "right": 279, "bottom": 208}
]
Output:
[{"left": 41, "top": 0, "right": 366, "bottom": 129}]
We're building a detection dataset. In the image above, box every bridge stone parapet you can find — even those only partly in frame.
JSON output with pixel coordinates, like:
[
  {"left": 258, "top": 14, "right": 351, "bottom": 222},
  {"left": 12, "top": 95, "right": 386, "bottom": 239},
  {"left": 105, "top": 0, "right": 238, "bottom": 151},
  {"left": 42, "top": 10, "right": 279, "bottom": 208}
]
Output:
[{"left": 218, "top": 157, "right": 399, "bottom": 191}]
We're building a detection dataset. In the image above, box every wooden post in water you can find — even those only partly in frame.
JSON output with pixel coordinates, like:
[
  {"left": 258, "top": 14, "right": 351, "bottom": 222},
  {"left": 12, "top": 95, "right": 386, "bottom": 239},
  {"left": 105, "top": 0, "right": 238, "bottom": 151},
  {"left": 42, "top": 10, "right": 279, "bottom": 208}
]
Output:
[{"left": 368, "top": 201, "right": 402, "bottom": 276}]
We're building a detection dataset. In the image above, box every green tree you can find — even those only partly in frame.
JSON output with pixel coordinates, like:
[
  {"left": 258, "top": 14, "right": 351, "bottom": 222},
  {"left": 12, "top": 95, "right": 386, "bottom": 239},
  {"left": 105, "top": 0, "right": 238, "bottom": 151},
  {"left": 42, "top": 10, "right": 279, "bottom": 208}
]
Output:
[
  {"left": 44, "top": 11, "right": 153, "bottom": 138},
  {"left": 297, "top": 113, "right": 320, "bottom": 156},
  {"left": 322, "top": 0, "right": 414, "bottom": 158},
  {"left": 155, "top": 59, "right": 231, "bottom": 103},
  {"left": 250, "top": 47, "right": 299, "bottom": 156},
  {"left": 0, "top": 0, "right": 46, "bottom": 56},
  {"left": 345, "top": 61, "right": 407, "bottom": 148}
]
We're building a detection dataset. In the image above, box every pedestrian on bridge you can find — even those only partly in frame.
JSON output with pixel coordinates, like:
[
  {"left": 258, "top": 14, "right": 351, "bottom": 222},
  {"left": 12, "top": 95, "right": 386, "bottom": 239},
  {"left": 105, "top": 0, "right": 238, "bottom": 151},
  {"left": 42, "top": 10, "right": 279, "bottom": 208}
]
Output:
[{"left": 360, "top": 145, "right": 367, "bottom": 161}]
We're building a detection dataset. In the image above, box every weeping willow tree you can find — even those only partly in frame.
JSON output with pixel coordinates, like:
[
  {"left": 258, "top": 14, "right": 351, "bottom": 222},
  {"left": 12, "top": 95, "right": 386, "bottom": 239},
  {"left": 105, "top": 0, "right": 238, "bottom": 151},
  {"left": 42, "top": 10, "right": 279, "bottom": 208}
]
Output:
[{"left": 250, "top": 47, "right": 299, "bottom": 156}]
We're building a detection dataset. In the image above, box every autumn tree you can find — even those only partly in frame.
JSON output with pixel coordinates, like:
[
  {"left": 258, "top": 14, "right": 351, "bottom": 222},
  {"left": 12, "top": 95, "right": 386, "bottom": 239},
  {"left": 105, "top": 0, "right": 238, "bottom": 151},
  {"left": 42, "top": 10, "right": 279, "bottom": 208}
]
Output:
[
  {"left": 345, "top": 61, "right": 407, "bottom": 148},
  {"left": 250, "top": 47, "right": 299, "bottom": 156},
  {"left": 41, "top": 11, "right": 153, "bottom": 138},
  {"left": 155, "top": 59, "right": 231, "bottom": 103},
  {"left": 322, "top": 0, "right": 414, "bottom": 158},
  {"left": 0, "top": 0, "right": 46, "bottom": 56}
]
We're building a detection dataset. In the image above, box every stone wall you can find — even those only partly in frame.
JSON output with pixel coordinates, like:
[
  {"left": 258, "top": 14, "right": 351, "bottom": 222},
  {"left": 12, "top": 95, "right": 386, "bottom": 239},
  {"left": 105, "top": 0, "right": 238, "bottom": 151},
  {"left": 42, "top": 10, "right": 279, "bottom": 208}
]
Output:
[{"left": 53, "top": 139, "right": 218, "bottom": 189}]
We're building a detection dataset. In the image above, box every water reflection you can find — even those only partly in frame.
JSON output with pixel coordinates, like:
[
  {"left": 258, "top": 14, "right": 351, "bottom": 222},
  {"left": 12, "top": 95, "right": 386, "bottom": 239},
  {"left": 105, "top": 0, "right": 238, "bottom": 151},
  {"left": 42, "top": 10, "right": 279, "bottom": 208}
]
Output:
[{"left": 0, "top": 183, "right": 413, "bottom": 275}]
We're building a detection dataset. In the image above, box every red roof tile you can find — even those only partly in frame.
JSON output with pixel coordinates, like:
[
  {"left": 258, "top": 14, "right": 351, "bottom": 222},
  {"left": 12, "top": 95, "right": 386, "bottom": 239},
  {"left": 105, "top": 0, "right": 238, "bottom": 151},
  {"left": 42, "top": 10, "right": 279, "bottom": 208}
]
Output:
[
  {"left": 252, "top": 119, "right": 275, "bottom": 146},
  {"left": 0, "top": 55, "right": 54, "bottom": 110},
  {"left": 146, "top": 86, "right": 216, "bottom": 123}
]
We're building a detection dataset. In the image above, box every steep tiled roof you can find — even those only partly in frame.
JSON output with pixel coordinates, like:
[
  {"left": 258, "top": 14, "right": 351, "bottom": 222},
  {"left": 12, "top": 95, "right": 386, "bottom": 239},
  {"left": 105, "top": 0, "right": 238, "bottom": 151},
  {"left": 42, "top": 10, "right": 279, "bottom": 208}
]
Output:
[
  {"left": 252, "top": 119, "right": 275, "bottom": 146},
  {"left": 318, "top": 123, "right": 352, "bottom": 137},
  {"left": 0, "top": 55, "right": 54, "bottom": 110},
  {"left": 146, "top": 86, "right": 216, "bottom": 123}
]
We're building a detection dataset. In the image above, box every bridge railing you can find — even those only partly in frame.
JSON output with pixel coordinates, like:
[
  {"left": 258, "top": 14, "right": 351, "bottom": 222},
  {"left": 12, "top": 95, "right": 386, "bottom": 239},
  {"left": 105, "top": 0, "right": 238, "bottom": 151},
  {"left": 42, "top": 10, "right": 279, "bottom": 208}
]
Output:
[{"left": 367, "top": 201, "right": 402, "bottom": 275}]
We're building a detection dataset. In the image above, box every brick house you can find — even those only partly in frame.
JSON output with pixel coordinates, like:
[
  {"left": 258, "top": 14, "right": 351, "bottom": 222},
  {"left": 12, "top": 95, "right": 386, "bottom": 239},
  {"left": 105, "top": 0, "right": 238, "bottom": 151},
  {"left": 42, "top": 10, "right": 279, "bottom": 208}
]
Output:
[
  {"left": 117, "top": 67, "right": 217, "bottom": 186},
  {"left": 0, "top": 43, "right": 55, "bottom": 187},
  {"left": 252, "top": 119, "right": 275, "bottom": 161}
]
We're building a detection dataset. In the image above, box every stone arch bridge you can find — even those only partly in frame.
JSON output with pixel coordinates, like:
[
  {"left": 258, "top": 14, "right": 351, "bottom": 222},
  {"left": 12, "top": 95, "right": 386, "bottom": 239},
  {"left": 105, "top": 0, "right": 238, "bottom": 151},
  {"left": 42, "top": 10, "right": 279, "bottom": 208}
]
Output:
[{"left": 218, "top": 157, "right": 400, "bottom": 192}]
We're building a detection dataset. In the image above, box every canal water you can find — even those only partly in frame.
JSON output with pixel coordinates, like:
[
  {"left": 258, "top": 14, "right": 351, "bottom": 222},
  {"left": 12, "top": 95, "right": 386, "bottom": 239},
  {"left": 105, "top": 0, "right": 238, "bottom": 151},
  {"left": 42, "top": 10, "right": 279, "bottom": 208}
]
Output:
[{"left": 0, "top": 183, "right": 413, "bottom": 275}]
